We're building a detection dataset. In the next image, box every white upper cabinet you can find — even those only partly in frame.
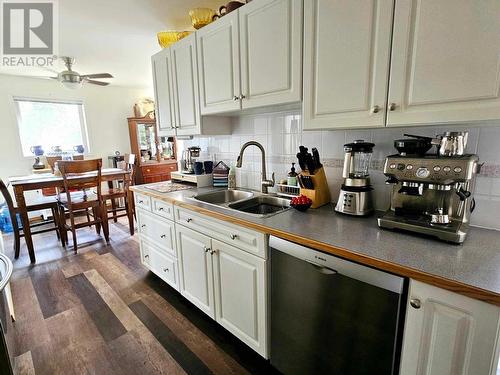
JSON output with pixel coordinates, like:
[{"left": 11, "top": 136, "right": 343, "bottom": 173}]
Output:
[
  {"left": 239, "top": 0, "right": 303, "bottom": 109},
  {"left": 212, "top": 239, "right": 267, "bottom": 357},
  {"left": 303, "top": 0, "right": 394, "bottom": 130},
  {"left": 400, "top": 280, "right": 500, "bottom": 375},
  {"left": 197, "top": 11, "right": 241, "bottom": 115},
  {"left": 151, "top": 49, "right": 175, "bottom": 136},
  {"left": 387, "top": 0, "right": 500, "bottom": 126},
  {"left": 171, "top": 34, "right": 202, "bottom": 136},
  {"left": 176, "top": 225, "right": 215, "bottom": 319}
]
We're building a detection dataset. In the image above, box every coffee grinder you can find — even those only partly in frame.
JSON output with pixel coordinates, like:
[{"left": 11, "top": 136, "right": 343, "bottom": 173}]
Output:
[{"left": 335, "top": 140, "right": 375, "bottom": 216}]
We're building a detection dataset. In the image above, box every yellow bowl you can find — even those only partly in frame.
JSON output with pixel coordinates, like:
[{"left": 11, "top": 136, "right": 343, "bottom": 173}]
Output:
[
  {"left": 157, "top": 31, "right": 191, "bottom": 48},
  {"left": 189, "top": 8, "right": 216, "bottom": 29}
]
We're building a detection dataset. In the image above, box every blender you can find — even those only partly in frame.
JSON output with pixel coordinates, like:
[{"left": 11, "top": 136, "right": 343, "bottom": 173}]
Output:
[{"left": 335, "top": 140, "right": 375, "bottom": 216}]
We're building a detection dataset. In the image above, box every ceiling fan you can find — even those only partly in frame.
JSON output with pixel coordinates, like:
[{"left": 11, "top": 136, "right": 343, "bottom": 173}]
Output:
[{"left": 45, "top": 56, "right": 114, "bottom": 89}]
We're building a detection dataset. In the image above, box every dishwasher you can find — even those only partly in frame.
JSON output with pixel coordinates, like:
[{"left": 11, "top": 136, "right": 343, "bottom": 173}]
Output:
[{"left": 270, "top": 236, "right": 407, "bottom": 375}]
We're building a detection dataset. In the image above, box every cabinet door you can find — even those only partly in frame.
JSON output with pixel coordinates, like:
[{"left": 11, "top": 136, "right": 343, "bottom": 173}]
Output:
[
  {"left": 303, "top": 0, "right": 393, "bottom": 129},
  {"left": 212, "top": 239, "right": 267, "bottom": 357},
  {"left": 197, "top": 11, "right": 241, "bottom": 114},
  {"left": 239, "top": 0, "right": 303, "bottom": 109},
  {"left": 176, "top": 225, "right": 215, "bottom": 318},
  {"left": 151, "top": 49, "right": 176, "bottom": 136},
  {"left": 400, "top": 280, "right": 500, "bottom": 375},
  {"left": 387, "top": 0, "right": 500, "bottom": 126},
  {"left": 171, "top": 34, "right": 201, "bottom": 136}
]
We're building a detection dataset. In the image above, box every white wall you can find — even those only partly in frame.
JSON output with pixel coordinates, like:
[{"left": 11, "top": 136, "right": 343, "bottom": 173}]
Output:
[{"left": 0, "top": 74, "right": 151, "bottom": 178}]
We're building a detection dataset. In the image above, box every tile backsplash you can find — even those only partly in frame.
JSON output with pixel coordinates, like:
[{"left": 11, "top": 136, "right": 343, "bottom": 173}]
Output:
[{"left": 179, "top": 110, "right": 500, "bottom": 230}]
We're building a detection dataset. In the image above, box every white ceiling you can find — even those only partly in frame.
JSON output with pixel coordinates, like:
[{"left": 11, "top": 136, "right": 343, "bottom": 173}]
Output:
[{"left": 0, "top": 0, "right": 222, "bottom": 88}]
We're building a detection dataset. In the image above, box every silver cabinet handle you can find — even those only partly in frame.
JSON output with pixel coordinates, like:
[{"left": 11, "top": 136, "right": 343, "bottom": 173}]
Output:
[
  {"left": 160, "top": 234, "right": 166, "bottom": 238},
  {"left": 371, "top": 105, "right": 380, "bottom": 114},
  {"left": 144, "top": 254, "right": 149, "bottom": 258},
  {"left": 239, "top": 94, "right": 246, "bottom": 100},
  {"left": 233, "top": 96, "right": 239, "bottom": 101},
  {"left": 389, "top": 102, "right": 397, "bottom": 111},
  {"left": 410, "top": 298, "right": 421, "bottom": 309},
  {"left": 186, "top": 218, "right": 192, "bottom": 223},
  {"left": 210, "top": 249, "right": 216, "bottom": 255},
  {"left": 230, "top": 234, "right": 237, "bottom": 240},
  {"left": 203, "top": 246, "right": 211, "bottom": 253},
  {"left": 141, "top": 224, "right": 146, "bottom": 228},
  {"left": 158, "top": 207, "right": 164, "bottom": 211},
  {"left": 138, "top": 200, "right": 144, "bottom": 204},
  {"left": 163, "top": 267, "right": 169, "bottom": 272}
]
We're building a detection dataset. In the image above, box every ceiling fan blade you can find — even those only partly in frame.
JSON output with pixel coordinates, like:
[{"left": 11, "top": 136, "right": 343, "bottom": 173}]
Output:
[
  {"left": 32, "top": 75, "right": 58, "bottom": 80},
  {"left": 80, "top": 73, "right": 113, "bottom": 79},
  {"left": 86, "top": 79, "right": 110, "bottom": 86},
  {"left": 41, "top": 67, "right": 60, "bottom": 75}
]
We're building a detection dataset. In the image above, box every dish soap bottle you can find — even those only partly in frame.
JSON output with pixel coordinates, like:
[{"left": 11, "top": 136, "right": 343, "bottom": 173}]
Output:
[
  {"left": 228, "top": 165, "right": 237, "bottom": 189},
  {"left": 287, "top": 163, "right": 298, "bottom": 186}
]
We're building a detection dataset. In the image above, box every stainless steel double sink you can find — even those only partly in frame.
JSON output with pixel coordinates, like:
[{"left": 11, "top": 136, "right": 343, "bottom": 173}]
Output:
[{"left": 191, "top": 189, "right": 290, "bottom": 218}]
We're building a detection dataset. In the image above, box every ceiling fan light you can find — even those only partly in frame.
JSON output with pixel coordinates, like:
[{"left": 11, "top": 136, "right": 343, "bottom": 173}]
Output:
[{"left": 62, "top": 80, "right": 82, "bottom": 90}]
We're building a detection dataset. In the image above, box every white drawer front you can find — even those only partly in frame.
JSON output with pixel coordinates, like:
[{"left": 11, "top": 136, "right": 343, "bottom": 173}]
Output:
[
  {"left": 149, "top": 246, "right": 178, "bottom": 290},
  {"left": 134, "top": 193, "right": 151, "bottom": 211},
  {"left": 139, "top": 239, "right": 151, "bottom": 267},
  {"left": 152, "top": 198, "right": 174, "bottom": 220},
  {"left": 138, "top": 209, "right": 176, "bottom": 257},
  {"left": 140, "top": 239, "right": 178, "bottom": 290},
  {"left": 175, "top": 207, "right": 267, "bottom": 258}
]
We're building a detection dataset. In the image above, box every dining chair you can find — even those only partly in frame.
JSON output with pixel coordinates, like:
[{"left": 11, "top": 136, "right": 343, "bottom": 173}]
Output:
[
  {"left": 57, "top": 159, "right": 109, "bottom": 253},
  {"left": 100, "top": 154, "right": 135, "bottom": 235},
  {"left": 0, "top": 179, "right": 60, "bottom": 259}
]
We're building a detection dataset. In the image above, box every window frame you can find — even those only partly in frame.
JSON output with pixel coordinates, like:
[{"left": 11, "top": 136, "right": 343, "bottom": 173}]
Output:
[{"left": 13, "top": 96, "right": 90, "bottom": 158}]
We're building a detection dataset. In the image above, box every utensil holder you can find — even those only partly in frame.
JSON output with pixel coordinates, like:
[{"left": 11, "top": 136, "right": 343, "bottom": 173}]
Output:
[{"left": 299, "top": 167, "right": 331, "bottom": 208}]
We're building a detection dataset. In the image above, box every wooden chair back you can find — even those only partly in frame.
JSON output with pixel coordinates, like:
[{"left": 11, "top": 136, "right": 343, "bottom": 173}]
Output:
[
  {"left": 117, "top": 154, "right": 136, "bottom": 186},
  {"left": 58, "top": 159, "right": 103, "bottom": 202},
  {"left": 0, "top": 179, "right": 18, "bottom": 229}
]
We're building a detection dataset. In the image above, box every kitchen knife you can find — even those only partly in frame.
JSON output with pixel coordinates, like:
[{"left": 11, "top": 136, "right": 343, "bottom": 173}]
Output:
[
  {"left": 312, "top": 148, "right": 322, "bottom": 169},
  {"left": 296, "top": 153, "right": 306, "bottom": 171},
  {"left": 305, "top": 153, "right": 316, "bottom": 174}
]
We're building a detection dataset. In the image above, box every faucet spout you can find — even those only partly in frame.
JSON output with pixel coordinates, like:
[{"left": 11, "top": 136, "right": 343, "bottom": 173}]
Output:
[{"left": 236, "top": 141, "right": 275, "bottom": 194}]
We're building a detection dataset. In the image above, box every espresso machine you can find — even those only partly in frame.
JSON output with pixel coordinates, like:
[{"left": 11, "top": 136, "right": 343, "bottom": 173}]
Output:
[
  {"left": 378, "top": 132, "right": 480, "bottom": 243},
  {"left": 335, "top": 140, "right": 375, "bottom": 216},
  {"left": 181, "top": 146, "right": 201, "bottom": 174}
]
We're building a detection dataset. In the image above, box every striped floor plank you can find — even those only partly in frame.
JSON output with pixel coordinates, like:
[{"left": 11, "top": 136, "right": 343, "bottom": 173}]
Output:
[{"left": 4, "top": 217, "right": 274, "bottom": 375}]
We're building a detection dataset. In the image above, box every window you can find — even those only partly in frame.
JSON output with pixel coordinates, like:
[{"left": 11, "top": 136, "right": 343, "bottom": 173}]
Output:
[{"left": 14, "top": 97, "right": 89, "bottom": 157}]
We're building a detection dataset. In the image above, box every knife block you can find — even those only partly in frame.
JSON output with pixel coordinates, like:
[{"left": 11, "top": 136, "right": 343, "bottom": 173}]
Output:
[{"left": 299, "top": 167, "right": 331, "bottom": 208}]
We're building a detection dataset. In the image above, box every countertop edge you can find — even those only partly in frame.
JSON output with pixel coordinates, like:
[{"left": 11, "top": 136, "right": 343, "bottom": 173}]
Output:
[{"left": 130, "top": 186, "right": 500, "bottom": 307}]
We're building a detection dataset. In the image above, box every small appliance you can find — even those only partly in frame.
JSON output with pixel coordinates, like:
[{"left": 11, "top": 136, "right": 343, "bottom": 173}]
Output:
[
  {"left": 335, "top": 140, "right": 375, "bottom": 216},
  {"left": 181, "top": 146, "right": 201, "bottom": 174},
  {"left": 378, "top": 134, "right": 480, "bottom": 243}
]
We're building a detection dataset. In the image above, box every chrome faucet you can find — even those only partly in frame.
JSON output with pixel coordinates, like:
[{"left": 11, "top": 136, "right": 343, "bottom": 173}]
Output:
[{"left": 236, "top": 141, "right": 275, "bottom": 194}]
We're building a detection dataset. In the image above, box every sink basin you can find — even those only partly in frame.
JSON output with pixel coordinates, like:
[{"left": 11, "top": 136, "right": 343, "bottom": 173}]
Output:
[
  {"left": 194, "top": 189, "right": 254, "bottom": 204},
  {"left": 228, "top": 196, "right": 290, "bottom": 216}
]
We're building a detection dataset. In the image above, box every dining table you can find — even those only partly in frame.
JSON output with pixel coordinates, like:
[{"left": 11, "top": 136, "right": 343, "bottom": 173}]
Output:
[{"left": 9, "top": 168, "right": 131, "bottom": 263}]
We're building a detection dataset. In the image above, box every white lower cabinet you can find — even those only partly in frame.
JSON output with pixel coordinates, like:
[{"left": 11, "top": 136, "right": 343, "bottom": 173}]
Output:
[
  {"left": 400, "top": 280, "right": 500, "bottom": 375},
  {"left": 212, "top": 239, "right": 267, "bottom": 357},
  {"left": 174, "top": 219, "right": 269, "bottom": 358},
  {"left": 176, "top": 225, "right": 216, "bottom": 319}
]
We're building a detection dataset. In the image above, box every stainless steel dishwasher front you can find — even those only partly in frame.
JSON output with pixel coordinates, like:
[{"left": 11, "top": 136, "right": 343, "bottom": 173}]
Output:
[{"left": 269, "top": 236, "right": 407, "bottom": 375}]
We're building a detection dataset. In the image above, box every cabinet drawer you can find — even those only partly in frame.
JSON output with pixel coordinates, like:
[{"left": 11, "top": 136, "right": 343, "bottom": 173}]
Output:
[
  {"left": 152, "top": 198, "right": 174, "bottom": 220},
  {"left": 150, "top": 246, "right": 178, "bottom": 290},
  {"left": 134, "top": 193, "right": 151, "bottom": 211},
  {"left": 140, "top": 239, "right": 178, "bottom": 290},
  {"left": 140, "top": 239, "right": 151, "bottom": 267},
  {"left": 175, "top": 207, "right": 267, "bottom": 258},
  {"left": 142, "top": 163, "right": 177, "bottom": 176},
  {"left": 138, "top": 209, "right": 176, "bottom": 257}
]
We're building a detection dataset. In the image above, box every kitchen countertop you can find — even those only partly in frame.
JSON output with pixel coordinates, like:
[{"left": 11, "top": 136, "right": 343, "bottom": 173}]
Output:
[{"left": 130, "top": 185, "right": 500, "bottom": 306}]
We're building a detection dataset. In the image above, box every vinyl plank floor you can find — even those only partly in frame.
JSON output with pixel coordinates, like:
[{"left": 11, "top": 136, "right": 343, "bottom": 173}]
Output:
[{"left": 4, "top": 217, "right": 275, "bottom": 374}]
